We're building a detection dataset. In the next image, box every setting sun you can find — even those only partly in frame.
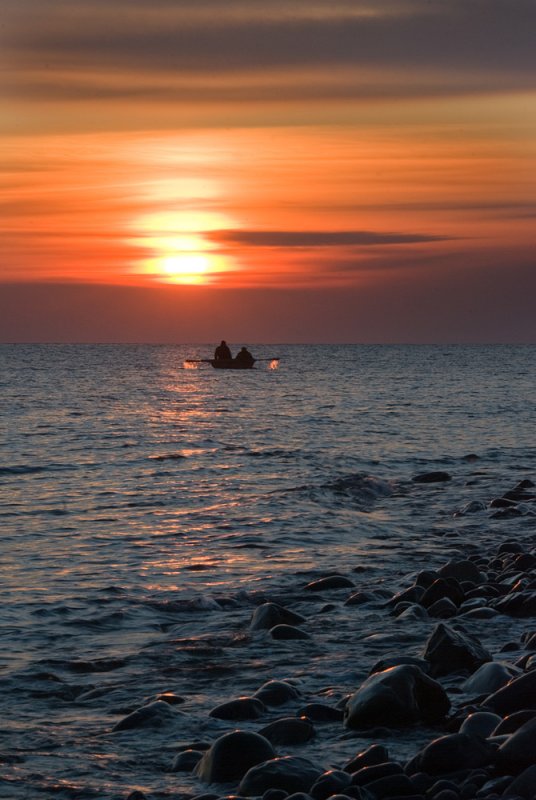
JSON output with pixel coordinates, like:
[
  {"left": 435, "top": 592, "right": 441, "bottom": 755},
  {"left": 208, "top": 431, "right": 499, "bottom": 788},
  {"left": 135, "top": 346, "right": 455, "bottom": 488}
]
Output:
[{"left": 158, "top": 252, "right": 212, "bottom": 284}]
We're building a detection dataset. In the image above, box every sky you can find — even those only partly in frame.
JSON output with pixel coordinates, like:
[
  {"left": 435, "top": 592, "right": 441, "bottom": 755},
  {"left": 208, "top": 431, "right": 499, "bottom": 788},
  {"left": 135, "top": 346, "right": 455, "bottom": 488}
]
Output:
[{"left": 2, "top": 0, "right": 535, "bottom": 343}]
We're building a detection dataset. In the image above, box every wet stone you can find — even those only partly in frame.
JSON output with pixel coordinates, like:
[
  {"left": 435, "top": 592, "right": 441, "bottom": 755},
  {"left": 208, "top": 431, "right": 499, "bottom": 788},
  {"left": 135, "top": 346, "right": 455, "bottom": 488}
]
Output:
[
  {"left": 483, "top": 670, "right": 536, "bottom": 716},
  {"left": 254, "top": 680, "right": 301, "bottom": 706},
  {"left": 238, "top": 756, "right": 326, "bottom": 797},
  {"left": 423, "top": 623, "right": 492, "bottom": 678},
  {"left": 343, "top": 745, "right": 390, "bottom": 774},
  {"left": 298, "top": 703, "right": 343, "bottom": 722},
  {"left": 251, "top": 603, "right": 306, "bottom": 631},
  {"left": 209, "top": 697, "right": 266, "bottom": 720},
  {"left": 304, "top": 576, "right": 355, "bottom": 592},
  {"left": 195, "top": 731, "right": 276, "bottom": 783},
  {"left": 344, "top": 665, "right": 450, "bottom": 729},
  {"left": 310, "top": 769, "right": 352, "bottom": 800},
  {"left": 171, "top": 749, "right": 204, "bottom": 772},
  {"left": 112, "top": 700, "right": 185, "bottom": 731},
  {"left": 270, "top": 624, "right": 311, "bottom": 640},
  {"left": 406, "top": 733, "right": 495, "bottom": 776},
  {"left": 259, "top": 717, "right": 315, "bottom": 746}
]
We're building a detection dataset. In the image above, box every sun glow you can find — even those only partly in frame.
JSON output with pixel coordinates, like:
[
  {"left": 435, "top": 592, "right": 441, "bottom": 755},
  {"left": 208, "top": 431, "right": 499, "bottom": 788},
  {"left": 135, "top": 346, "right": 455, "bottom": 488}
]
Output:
[
  {"left": 131, "top": 209, "right": 235, "bottom": 285},
  {"left": 158, "top": 252, "right": 211, "bottom": 284}
]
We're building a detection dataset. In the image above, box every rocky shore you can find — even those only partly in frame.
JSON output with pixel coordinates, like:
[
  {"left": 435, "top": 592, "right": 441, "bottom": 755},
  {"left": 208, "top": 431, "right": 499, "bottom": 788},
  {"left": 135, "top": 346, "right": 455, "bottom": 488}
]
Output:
[{"left": 112, "top": 479, "right": 536, "bottom": 800}]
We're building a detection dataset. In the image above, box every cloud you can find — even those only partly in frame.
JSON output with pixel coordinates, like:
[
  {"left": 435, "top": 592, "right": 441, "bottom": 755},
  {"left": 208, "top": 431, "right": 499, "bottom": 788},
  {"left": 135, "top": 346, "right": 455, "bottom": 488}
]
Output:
[
  {"left": 210, "top": 230, "right": 451, "bottom": 248},
  {"left": 3, "top": 0, "right": 536, "bottom": 104}
]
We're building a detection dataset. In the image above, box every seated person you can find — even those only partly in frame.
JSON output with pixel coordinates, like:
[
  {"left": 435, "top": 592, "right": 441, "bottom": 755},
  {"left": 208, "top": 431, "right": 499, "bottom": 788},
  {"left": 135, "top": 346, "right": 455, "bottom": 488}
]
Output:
[
  {"left": 235, "top": 346, "right": 255, "bottom": 367},
  {"left": 214, "top": 340, "right": 232, "bottom": 360}
]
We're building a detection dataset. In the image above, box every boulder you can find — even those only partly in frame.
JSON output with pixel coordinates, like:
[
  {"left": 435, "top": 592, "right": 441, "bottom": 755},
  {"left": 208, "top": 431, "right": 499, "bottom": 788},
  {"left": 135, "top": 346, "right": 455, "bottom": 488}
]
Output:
[
  {"left": 251, "top": 603, "right": 306, "bottom": 631},
  {"left": 270, "top": 625, "right": 310, "bottom": 640},
  {"left": 412, "top": 471, "right": 451, "bottom": 483},
  {"left": 406, "top": 733, "right": 495, "bottom": 775},
  {"left": 438, "top": 559, "right": 485, "bottom": 584},
  {"left": 258, "top": 718, "right": 315, "bottom": 746},
  {"left": 496, "top": 717, "right": 536, "bottom": 773},
  {"left": 423, "top": 623, "right": 492, "bottom": 677},
  {"left": 209, "top": 697, "right": 265, "bottom": 720},
  {"left": 483, "top": 670, "right": 536, "bottom": 716},
  {"left": 459, "top": 712, "right": 502, "bottom": 740},
  {"left": 304, "top": 575, "right": 355, "bottom": 591},
  {"left": 254, "top": 680, "right": 301, "bottom": 706},
  {"left": 310, "top": 769, "right": 352, "bottom": 800},
  {"left": 344, "top": 665, "right": 450, "bottom": 729},
  {"left": 238, "top": 756, "right": 325, "bottom": 796},
  {"left": 463, "top": 662, "right": 520, "bottom": 695},
  {"left": 171, "top": 749, "right": 203, "bottom": 772},
  {"left": 343, "top": 744, "right": 389, "bottom": 774},
  {"left": 112, "top": 700, "right": 184, "bottom": 731},
  {"left": 298, "top": 703, "right": 343, "bottom": 722},
  {"left": 420, "top": 579, "right": 465, "bottom": 610},
  {"left": 503, "top": 765, "right": 536, "bottom": 799},
  {"left": 195, "top": 731, "right": 276, "bottom": 783}
]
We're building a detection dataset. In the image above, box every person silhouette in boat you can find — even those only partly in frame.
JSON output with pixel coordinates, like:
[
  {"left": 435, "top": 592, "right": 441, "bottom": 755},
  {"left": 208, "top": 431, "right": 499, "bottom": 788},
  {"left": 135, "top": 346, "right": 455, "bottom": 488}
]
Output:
[
  {"left": 214, "top": 340, "right": 232, "bottom": 360},
  {"left": 235, "top": 346, "right": 255, "bottom": 367}
]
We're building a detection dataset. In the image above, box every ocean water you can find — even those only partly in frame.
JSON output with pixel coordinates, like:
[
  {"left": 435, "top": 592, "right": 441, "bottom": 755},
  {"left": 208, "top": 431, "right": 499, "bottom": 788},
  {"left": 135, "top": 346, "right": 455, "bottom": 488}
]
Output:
[{"left": 0, "top": 344, "right": 535, "bottom": 799}]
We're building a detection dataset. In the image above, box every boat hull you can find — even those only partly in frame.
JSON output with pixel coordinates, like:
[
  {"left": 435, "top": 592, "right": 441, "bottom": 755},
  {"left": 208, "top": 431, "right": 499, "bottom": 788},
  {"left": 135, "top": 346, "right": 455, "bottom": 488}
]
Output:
[{"left": 211, "top": 359, "right": 255, "bottom": 369}]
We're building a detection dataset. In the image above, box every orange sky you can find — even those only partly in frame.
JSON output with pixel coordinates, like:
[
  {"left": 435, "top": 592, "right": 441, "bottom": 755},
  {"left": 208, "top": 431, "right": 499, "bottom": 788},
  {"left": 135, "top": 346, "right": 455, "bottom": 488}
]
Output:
[{"left": 2, "top": 1, "right": 536, "bottom": 342}]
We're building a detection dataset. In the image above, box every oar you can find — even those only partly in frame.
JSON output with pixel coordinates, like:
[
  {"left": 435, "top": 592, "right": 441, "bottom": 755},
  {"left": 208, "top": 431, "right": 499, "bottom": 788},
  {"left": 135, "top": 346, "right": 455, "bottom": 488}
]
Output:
[{"left": 184, "top": 359, "right": 214, "bottom": 363}]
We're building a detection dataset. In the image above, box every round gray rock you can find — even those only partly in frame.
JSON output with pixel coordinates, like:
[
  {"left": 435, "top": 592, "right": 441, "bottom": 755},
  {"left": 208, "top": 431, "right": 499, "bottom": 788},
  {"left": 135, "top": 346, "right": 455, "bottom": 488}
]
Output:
[
  {"left": 195, "top": 731, "right": 276, "bottom": 783},
  {"left": 238, "top": 756, "right": 325, "bottom": 796}
]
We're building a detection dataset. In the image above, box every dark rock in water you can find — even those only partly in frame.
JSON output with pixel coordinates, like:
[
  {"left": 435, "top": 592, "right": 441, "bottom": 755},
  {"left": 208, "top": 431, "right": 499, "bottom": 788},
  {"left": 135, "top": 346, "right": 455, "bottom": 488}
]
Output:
[
  {"left": 426, "top": 598, "right": 458, "bottom": 619},
  {"left": 420, "top": 578, "right": 465, "bottom": 610},
  {"left": 492, "top": 710, "right": 536, "bottom": 736},
  {"left": 414, "top": 570, "right": 440, "bottom": 589},
  {"left": 254, "top": 680, "right": 301, "bottom": 706},
  {"left": 171, "top": 749, "right": 203, "bottom": 772},
  {"left": 462, "top": 662, "right": 520, "bottom": 695},
  {"left": 387, "top": 586, "right": 425, "bottom": 607},
  {"left": 238, "top": 756, "right": 325, "bottom": 796},
  {"left": 298, "top": 702, "right": 344, "bottom": 722},
  {"left": 459, "top": 712, "right": 502, "bottom": 740},
  {"left": 344, "top": 665, "right": 450, "bottom": 729},
  {"left": 423, "top": 623, "right": 492, "bottom": 678},
  {"left": 251, "top": 603, "right": 306, "bottom": 631},
  {"left": 412, "top": 471, "right": 451, "bottom": 483},
  {"left": 493, "top": 591, "right": 536, "bottom": 617},
  {"left": 350, "top": 762, "right": 403, "bottom": 786},
  {"left": 195, "top": 731, "right": 276, "bottom": 783},
  {"left": 483, "top": 670, "right": 536, "bottom": 716},
  {"left": 270, "top": 624, "right": 310, "bottom": 641},
  {"left": 263, "top": 790, "right": 289, "bottom": 800},
  {"left": 438, "top": 560, "right": 484, "bottom": 584},
  {"left": 304, "top": 575, "right": 355, "bottom": 592},
  {"left": 368, "top": 656, "right": 430, "bottom": 677},
  {"left": 496, "top": 717, "right": 536, "bottom": 773},
  {"left": 284, "top": 794, "right": 313, "bottom": 800},
  {"left": 209, "top": 697, "right": 266, "bottom": 720},
  {"left": 498, "top": 541, "right": 526, "bottom": 555},
  {"left": 156, "top": 692, "right": 185, "bottom": 705},
  {"left": 112, "top": 700, "right": 184, "bottom": 731},
  {"left": 343, "top": 744, "right": 389, "bottom": 774},
  {"left": 259, "top": 718, "right": 315, "bottom": 746},
  {"left": 344, "top": 591, "right": 377, "bottom": 606},
  {"left": 362, "top": 773, "right": 414, "bottom": 798},
  {"left": 310, "top": 769, "right": 352, "bottom": 799},
  {"left": 406, "top": 733, "right": 495, "bottom": 775},
  {"left": 504, "top": 765, "right": 536, "bottom": 799}
]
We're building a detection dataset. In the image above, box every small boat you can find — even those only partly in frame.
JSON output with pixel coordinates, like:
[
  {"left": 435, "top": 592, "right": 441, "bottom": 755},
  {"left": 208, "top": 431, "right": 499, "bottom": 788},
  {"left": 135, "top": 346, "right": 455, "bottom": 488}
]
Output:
[
  {"left": 184, "top": 357, "right": 279, "bottom": 370},
  {"left": 211, "top": 358, "right": 255, "bottom": 370}
]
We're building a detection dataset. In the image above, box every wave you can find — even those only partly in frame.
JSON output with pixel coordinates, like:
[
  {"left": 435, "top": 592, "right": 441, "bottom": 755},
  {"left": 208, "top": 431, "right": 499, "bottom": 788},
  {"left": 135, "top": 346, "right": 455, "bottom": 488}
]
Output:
[{"left": 283, "top": 472, "right": 397, "bottom": 510}]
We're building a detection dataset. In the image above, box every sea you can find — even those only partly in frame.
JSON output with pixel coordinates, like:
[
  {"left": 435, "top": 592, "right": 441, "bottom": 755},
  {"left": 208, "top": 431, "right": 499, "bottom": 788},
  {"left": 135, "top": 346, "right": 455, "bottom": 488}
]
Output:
[{"left": 1, "top": 344, "right": 535, "bottom": 799}]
